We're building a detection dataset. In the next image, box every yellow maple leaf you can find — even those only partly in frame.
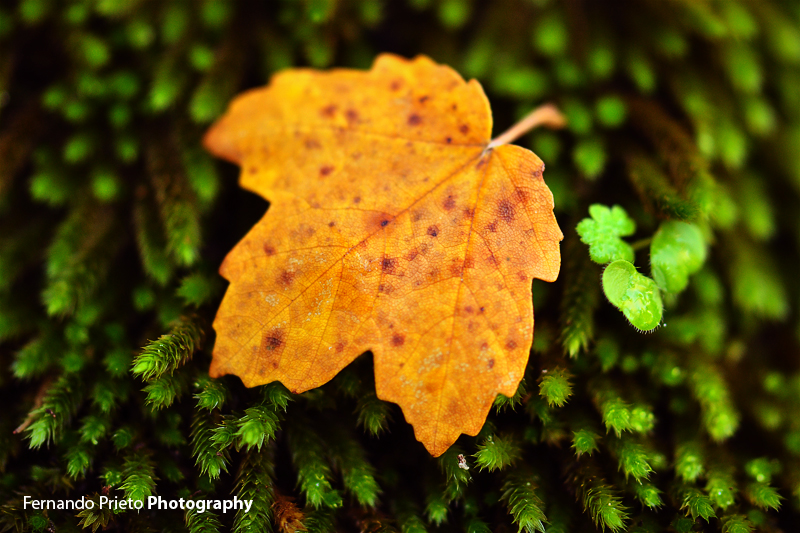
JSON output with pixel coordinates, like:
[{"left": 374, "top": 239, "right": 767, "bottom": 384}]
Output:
[{"left": 204, "top": 54, "right": 563, "bottom": 456}]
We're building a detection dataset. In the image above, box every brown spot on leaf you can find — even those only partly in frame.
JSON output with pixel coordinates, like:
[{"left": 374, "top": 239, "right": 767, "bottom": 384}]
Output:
[
  {"left": 328, "top": 221, "right": 335, "bottom": 227},
  {"left": 346, "top": 109, "right": 359, "bottom": 123},
  {"left": 445, "top": 399, "right": 461, "bottom": 419},
  {"left": 248, "top": 166, "right": 258, "bottom": 175},
  {"left": 532, "top": 169, "right": 542, "bottom": 178},
  {"left": 391, "top": 334, "right": 405, "bottom": 346},
  {"left": 443, "top": 195, "right": 456, "bottom": 211},
  {"left": 381, "top": 257, "right": 397, "bottom": 273},
  {"left": 497, "top": 199, "right": 515, "bottom": 223},
  {"left": 479, "top": 307, "right": 485, "bottom": 313},
  {"left": 462, "top": 208, "right": 474, "bottom": 220},
  {"left": 487, "top": 358, "right": 495, "bottom": 369},
  {"left": 464, "top": 256, "right": 475, "bottom": 269},
  {"left": 464, "top": 305, "right": 474, "bottom": 314},
  {"left": 321, "top": 104, "right": 337, "bottom": 117},
  {"left": 419, "top": 95, "right": 430, "bottom": 103},
  {"left": 487, "top": 221, "right": 497, "bottom": 233},
  {"left": 427, "top": 225, "right": 439, "bottom": 237},
  {"left": 408, "top": 113, "right": 422, "bottom": 126},
  {"left": 353, "top": 196, "right": 361, "bottom": 204},
  {"left": 405, "top": 248, "right": 419, "bottom": 261},
  {"left": 505, "top": 339, "right": 518, "bottom": 351},
  {"left": 279, "top": 270, "right": 295, "bottom": 286},
  {"left": 305, "top": 138, "right": 321, "bottom": 149},
  {"left": 262, "top": 330, "right": 284, "bottom": 352},
  {"left": 264, "top": 244, "right": 276, "bottom": 256},
  {"left": 449, "top": 263, "right": 463, "bottom": 277},
  {"left": 514, "top": 188, "right": 529, "bottom": 202},
  {"left": 320, "top": 165, "right": 334, "bottom": 176},
  {"left": 334, "top": 342, "right": 346, "bottom": 353},
  {"left": 480, "top": 342, "right": 489, "bottom": 350},
  {"left": 390, "top": 79, "right": 403, "bottom": 91},
  {"left": 459, "top": 124, "right": 469, "bottom": 134},
  {"left": 517, "top": 271, "right": 527, "bottom": 281},
  {"left": 446, "top": 137, "right": 452, "bottom": 143}
]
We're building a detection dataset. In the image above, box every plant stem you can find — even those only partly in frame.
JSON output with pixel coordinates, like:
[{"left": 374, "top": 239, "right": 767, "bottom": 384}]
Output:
[{"left": 487, "top": 103, "right": 566, "bottom": 150}]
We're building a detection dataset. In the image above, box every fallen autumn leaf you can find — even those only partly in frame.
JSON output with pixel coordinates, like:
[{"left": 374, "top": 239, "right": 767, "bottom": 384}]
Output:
[{"left": 204, "top": 54, "right": 563, "bottom": 456}]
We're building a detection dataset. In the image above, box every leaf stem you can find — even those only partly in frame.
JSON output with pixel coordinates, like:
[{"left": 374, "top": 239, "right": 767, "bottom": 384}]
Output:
[{"left": 487, "top": 103, "right": 566, "bottom": 150}]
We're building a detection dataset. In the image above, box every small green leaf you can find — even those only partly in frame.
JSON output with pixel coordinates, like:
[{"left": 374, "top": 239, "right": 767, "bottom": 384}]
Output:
[
  {"left": 425, "top": 491, "right": 449, "bottom": 526},
  {"left": 576, "top": 205, "right": 636, "bottom": 264},
  {"left": 722, "top": 515, "right": 755, "bottom": 533},
  {"left": 533, "top": 12, "right": 567, "bottom": 56},
  {"left": 633, "top": 482, "right": 663, "bottom": 508},
  {"left": 572, "top": 429, "right": 600, "bottom": 457},
  {"left": 602, "top": 260, "right": 663, "bottom": 331},
  {"left": 650, "top": 221, "right": 706, "bottom": 293},
  {"left": 681, "top": 488, "right": 716, "bottom": 521},
  {"left": 236, "top": 406, "right": 278, "bottom": 451},
  {"left": 194, "top": 375, "right": 228, "bottom": 411},
  {"left": 672, "top": 516, "right": 694, "bottom": 533},
  {"left": 745, "top": 457, "right": 781, "bottom": 484},
  {"left": 706, "top": 466, "right": 737, "bottom": 509},
  {"left": 66, "top": 443, "right": 92, "bottom": 479},
  {"left": 595, "top": 96, "right": 627, "bottom": 127},
  {"left": 629, "top": 405, "right": 655, "bottom": 433},
  {"left": 500, "top": 471, "right": 548, "bottom": 533},
  {"left": 573, "top": 138, "right": 607, "bottom": 179},
  {"left": 746, "top": 482, "right": 782, "bottom": 510},
  {"left": 538, "top": 367, "right": 572, "bottom": 407},
  {"left": 675, "top": 441, "right": 705, "bottom": 482},
  {"left": 600, "top": 397, "right": 633, "bottom": 436},
  {"left": 616, "top": 439, "right": 653, "bottom": 481},
  {"left": 563, "top": 99, "right": 593, "bottom": 134},
  {"left": 474, "top": 434, "right": 521, "bottom": 472}
]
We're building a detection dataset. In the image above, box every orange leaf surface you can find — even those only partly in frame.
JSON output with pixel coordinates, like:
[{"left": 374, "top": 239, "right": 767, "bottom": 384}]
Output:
[{"left": 203, "top": 54, "right": 563, "bottom": 456}]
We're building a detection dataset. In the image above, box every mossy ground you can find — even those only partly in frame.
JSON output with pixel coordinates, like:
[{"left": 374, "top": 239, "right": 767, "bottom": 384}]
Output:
[{"left": 1, "top": 1, "right": 800, "bottom": 532}]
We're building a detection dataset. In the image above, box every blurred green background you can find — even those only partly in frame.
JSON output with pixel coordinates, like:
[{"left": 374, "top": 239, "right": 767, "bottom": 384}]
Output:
[{"left": 1, "top": 0, "right": 800, "bottom": 532}]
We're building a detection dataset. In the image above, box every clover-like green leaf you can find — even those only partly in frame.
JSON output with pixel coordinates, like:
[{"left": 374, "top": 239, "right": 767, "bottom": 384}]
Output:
[
  {"left": 650, "top": 221, "right": 706, "bottom": 293},
  {"left": 603, "top": 260, "right": 663, "bottom": 331},
  {"left": 577, "top": 204, "right": 636, "bottom": 264}
]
